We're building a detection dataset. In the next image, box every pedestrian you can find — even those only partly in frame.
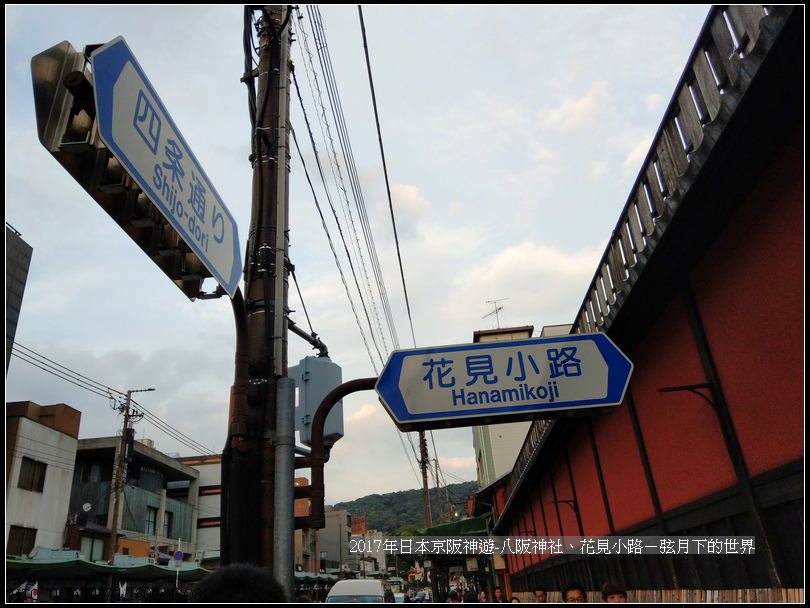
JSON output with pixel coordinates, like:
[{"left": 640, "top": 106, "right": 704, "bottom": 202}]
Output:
[
  {"left": 464, "top": 589, "right": 480, "bottom": 603},
  {"left": 494, "top": 586, "right": 507, "bottom": 603},
  {"left": 562, "top": 582, "right": 587, "bottom": 603},
  {"left": 534, "top": 586, "right": 548, "bottom": 603},
  {"left": 600, "top": 581, "right": 627, "bottom": 603},
  {"left": 479, "top": 589, "right": 490, "bottom": 603},
  {"left": 510, "top": 597, "right": 521, "bottom": 603}
]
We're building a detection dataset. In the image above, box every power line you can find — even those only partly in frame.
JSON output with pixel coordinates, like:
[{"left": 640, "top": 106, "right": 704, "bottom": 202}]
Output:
[
  {"left": 9, "top": 342, "right": 216, "bottom": 456},
  {"left": 291, "top": 10, "right": 425, "bottom": 490},
  {"left": 358, "top": 4, "right": 417, "bottom": 350},
  {"left": 292, "top": 8, "right": 387, "bottom": 371}
]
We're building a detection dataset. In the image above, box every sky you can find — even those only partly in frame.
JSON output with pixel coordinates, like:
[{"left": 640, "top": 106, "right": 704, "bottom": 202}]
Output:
[{"left": 5, "top": 5, "right": 711, "bottom": 506}]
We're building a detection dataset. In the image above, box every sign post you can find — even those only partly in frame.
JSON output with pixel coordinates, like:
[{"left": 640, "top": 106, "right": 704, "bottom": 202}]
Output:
[
  {"left": 376, "top": 333, "right": 633, "bottom": 432},
  {"left": 91, "top": 37, "right": 241, "bottom": 297}
]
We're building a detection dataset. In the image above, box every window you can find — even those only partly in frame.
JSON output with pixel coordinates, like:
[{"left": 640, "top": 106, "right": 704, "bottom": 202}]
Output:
[
  {"left": 80, "top": 463, "right": 101, "bottom": 484},
  {"left": 145, "top": 506, "right": 158, "bottom": 536},
  {"left": 80, "top": 535, "right": 105, "bottom": 562},
  {"left": 7, "top": 526, "right": 37, "bottom": 556},
  {"left": 18, "top": 457, "right": 46, "bottom": 492},
  {"left": 163, "top": 511, "right": 173, "bottom": 538}
]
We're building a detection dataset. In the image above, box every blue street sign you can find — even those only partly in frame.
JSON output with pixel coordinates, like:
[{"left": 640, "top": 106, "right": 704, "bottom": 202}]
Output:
[
  {"left": 91, "top": 37, "right": 241, "bottom": 298},
  {"left": 375, "top": 333, "right": 633, "bottom": 432}
]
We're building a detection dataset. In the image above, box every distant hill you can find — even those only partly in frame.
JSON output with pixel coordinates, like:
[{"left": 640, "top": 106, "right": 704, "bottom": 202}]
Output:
[{"left": 332, "top": 481, "right": 478, "bottom": 534}]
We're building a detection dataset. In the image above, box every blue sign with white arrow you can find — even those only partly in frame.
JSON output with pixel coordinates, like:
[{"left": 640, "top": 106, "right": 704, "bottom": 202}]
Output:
[
  {"left": 91, "top": 37, "right": 241, "bottom": 298},
  {"left": 376, "top": 333, "right": 633, "bottom": 432}
]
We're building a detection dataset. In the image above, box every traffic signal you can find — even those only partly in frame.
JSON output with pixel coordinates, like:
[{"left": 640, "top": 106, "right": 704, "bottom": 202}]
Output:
[
  {"left": 289, "top": 356, "right": 344, "bottom": 449},
  {"left": 31, "top": 41, "right": 214, "bottom": 300}
]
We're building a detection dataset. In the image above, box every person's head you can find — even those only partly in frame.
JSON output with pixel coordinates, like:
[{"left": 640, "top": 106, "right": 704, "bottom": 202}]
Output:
[
  {"left": 197, "top": 563, "right": 288, "bottom": 603},
  {"left": 510, "top": 597, "right": 521, "bottom": 603},
  {"left": 563, "top": 582, "right": 587, "bottom": 603},
  {"left": 464, "top": 589, "right": 479, "bottom": 603},
  {"left": 534, "top": 586, "right": 548, "bottom": 603},
  {"left": 601, "top": 581, "right": 627, "bottom": 603},
  {"left": 479, "top": 590, "right": 488, "bottom": 601},
  {"left": 495, "top": 587, "right": 504, "bottom": 600}
]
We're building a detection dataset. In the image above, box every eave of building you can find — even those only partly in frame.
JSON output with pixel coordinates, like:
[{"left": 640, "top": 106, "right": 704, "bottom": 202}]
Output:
[{"left": 77, "top": 437, "right": 199, "bottom": 483}]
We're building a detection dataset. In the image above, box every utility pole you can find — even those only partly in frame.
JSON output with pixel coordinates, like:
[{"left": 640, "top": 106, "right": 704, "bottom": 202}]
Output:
[
  {"left": 223, "top": 4, "right": 292, "bottom": 574},
  {"left": 419, "top": 432, "right": 432, "bottom": 528},
  {"left": 106, "top": 388, "right": 152, "bottom": 562},
  {"left": 434, "top": 459, "right": 444, "bottom": 523}
]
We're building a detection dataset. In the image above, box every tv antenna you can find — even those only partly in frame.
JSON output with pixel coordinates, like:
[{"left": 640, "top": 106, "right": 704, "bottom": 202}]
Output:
[{"left": 483, "top": 298, "right": 508, "bottom": 328}]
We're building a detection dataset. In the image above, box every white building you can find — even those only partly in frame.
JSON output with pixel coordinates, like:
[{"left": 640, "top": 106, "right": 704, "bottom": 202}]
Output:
[
  {"left": 177, "top": 453, "right": 222, "bottom": 564},
  {"left": 471, "top": 325, "right": 572, "bottom": 488},
  {"left": 6, "top": 401, "right": 81, "bottom": 555},
  {"left": 470, "top": 327, "right": 533, "bottom": 488}
]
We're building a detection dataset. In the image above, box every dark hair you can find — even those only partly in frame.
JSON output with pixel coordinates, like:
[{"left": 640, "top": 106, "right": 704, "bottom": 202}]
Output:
[
  {"left": 534, "top": 586, "right": 548, "bottom": 594},
  {"left": 463, "top": 589, "right": 479, "bottom": 602},
  {"left": 197, "top": 563, "right": 288, "bottom": 603},
  {"left": 562, "top": 581, "right": 587, "bottom": 601},
  {"left": 600, "top": 580, "right": 627, "bottom": 601}
]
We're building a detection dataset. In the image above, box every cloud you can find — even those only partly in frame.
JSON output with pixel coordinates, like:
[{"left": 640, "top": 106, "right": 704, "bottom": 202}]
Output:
[
  {"left": 590, "top": 161, "right": 609, "bottom": 179},
  {"left": 389, "top": 184, "right": 429, "bottom": 239},
  {"left": 622, "top": 136, "right": 654, "bottom": 178},
  {"left": 441, "top": 456, "right": 476, "bottom": 472},
  {"left": 644, "top": 93, "right": 665, "bottom": 113},
  {"left": 540, "top": 81, "right": 608, "bottom": 132},
  {"left": 347, "top": 403, "right": 379, "bottom": 423}
]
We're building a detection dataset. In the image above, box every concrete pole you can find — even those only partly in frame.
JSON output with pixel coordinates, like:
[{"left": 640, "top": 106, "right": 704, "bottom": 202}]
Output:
[
  {"left": 420, "top": 432, "right": 432, "bottom": 528},
  {"left": 105, "top": 392, "right": 130, "bottom": 562},
  {"left": 274, "top": 376, "right": 296, "bottom": 599},
  {"left": 231, "top": 4, "right": 291, "bottom": 569}
]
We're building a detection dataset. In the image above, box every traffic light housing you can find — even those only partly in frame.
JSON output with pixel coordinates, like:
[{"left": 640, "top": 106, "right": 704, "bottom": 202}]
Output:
[
  {"left": 31, "top": 41, "right": 215, "bottom": 300},
  {"left": 289, "top": 355, "right": 344, "bottom": 449}
]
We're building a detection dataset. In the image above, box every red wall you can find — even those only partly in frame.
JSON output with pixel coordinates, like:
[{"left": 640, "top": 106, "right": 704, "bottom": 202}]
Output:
[
  {"left": 626, "top": 297, "right": 738, "bottom": 512},
  {"left": 689, "top": 131, "right": 804, "bottom": 476},
  {"left": 590, "top": 399, "right": 656, "bottom": 531},
  {"left": 508, "top": 133, "right": 802, "bottom": 558},
  {"left": 567, "top": 425, "right": 611, "bottom": 537}
]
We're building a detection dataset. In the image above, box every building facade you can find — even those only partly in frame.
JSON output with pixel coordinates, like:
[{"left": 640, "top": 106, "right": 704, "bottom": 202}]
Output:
[
  {"left": 5, "top": 224, "right": 33, "bottom": 374},
  {"left": 6, "top": 402, "right": 81, "bottom": 557},
  {"left": 321, "top": 508, "right": 352, "bottom": 571},
  {"left": 176, "top": 453, "right": 223, "bottom": 565},
  {"left": 486, "top": 5, "right": 803, "bottom": 596},
  {"left": 470, "top": 327, "right": 534, "bottom": 488},
  {"left": 66, "top": 436, "right": 200, "bottom": 563}
]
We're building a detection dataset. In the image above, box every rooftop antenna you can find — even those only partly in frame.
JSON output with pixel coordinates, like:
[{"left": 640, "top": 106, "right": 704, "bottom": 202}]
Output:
[{"left": 483, "top": 298, "right": 508, "bottom": 328}]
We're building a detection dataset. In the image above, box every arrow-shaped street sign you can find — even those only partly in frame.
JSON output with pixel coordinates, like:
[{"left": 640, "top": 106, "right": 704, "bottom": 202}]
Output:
[
  {"left": 91, "top": 37, "right": 241, "bottom": 298},
  {"left": 375, "top": 333, "right": 633, "bottom": 432}
]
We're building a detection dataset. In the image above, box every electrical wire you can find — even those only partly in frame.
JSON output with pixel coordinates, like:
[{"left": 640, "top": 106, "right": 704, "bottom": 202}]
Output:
[
  {"left": 290, "top": 9, "right": 423, "bottom": 489},
  {"left": 289, "top": 8, "right": 476, "bottom": 496},
  {"left": 9, "top": 342, "right": 217, "bottom": 456},
  {"left": 292, "top": 8, "right": 387, "bottom": 370},
  {"left": 358, "top": 5, "right": 418, "bottom": 350}
]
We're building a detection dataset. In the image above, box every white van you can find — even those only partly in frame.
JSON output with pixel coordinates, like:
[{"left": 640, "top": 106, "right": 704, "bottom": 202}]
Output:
[{"left": 325, "top": 579, "right": 386, "bottom": 603}]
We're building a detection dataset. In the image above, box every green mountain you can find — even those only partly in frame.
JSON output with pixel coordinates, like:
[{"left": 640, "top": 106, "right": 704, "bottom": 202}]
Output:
[{"left": 332, "top": 481, "right": 479, "bottom": 534}]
